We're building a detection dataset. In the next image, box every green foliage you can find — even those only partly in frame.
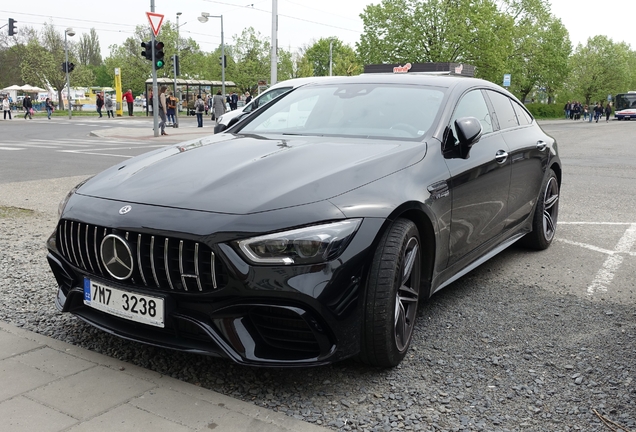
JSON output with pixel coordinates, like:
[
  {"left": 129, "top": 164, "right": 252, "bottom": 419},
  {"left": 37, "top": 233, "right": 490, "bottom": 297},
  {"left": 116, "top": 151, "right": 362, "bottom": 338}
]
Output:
[
  {"left": 567, "top": 36, "right": 633, "bottom": 105},
  {"left": 525, "top": 102, "right": 563, "bottom": 118},
  {"left": 230, "top": 27, "right": 271, "bottom": 93},
  {"left": 303, "top": 38, "right": 361, "bottom": 76}
]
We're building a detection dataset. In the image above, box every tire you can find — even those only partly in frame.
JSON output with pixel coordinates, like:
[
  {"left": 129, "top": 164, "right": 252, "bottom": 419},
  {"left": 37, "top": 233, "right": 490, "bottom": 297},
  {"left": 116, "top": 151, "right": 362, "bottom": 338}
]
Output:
[
  {"left": 521, "top": 169, "right": 559, "bottom": 250},
  {"left": 360, "top": 218, "right": 421, "bottom": 367}
]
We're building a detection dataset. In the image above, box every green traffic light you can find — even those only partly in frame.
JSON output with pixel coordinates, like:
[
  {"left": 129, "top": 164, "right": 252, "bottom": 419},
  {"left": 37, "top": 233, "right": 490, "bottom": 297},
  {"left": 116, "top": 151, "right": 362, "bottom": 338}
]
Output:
[{"left": 156, "top": 60, "right": 164, "bottom": 68}]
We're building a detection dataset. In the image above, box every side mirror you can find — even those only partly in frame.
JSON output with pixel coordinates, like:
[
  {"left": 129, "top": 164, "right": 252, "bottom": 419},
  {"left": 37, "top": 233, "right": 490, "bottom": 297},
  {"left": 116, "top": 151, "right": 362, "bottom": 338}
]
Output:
[{"left": 454, "top": 117, "right": 482, "bottom": 159}]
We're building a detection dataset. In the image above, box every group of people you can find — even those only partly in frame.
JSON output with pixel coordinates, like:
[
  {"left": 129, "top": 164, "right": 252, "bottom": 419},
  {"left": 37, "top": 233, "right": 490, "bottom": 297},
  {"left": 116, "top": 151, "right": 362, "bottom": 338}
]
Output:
[
  {"left": 564, "top": 101, "right": 612, "bottom": 123},
  {"left": 195, "top": 90, "right": 227, "bottom": 128},
  {"left": 95, "top": 92, "right": 115, "bottom": 118}
]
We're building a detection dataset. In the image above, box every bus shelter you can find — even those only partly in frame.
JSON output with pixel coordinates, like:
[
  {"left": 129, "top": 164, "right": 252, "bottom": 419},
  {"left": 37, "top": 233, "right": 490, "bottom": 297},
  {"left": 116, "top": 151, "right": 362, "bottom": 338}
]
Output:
[{"left": 144, "top": 78, "right": 237, "bottom": 116}]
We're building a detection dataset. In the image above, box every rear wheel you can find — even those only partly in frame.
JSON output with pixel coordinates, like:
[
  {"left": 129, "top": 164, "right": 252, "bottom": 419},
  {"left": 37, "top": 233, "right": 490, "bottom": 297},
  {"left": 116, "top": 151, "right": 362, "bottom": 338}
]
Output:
[
  {"left": 360, "top": 219, "right": 421, "bottom": 367},
  {"left": 521, "top": 169, "right": 559, "bottom": 250}
]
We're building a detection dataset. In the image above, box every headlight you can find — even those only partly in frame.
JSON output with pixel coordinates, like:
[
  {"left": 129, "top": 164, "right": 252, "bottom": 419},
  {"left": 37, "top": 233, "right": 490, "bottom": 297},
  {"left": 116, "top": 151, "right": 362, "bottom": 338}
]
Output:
[
  {"left": 57, "top": 176, "right": 93, "bottom": 218},
  {"left": 236, "top": 219, "right": 362, "bottom": 265}
]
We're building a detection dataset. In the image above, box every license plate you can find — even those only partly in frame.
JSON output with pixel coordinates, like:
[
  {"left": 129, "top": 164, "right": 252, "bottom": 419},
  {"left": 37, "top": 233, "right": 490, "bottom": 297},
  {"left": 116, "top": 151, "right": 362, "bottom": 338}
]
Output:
[{"left": 83, "top": 278, "right": 165, "bottom": 328}]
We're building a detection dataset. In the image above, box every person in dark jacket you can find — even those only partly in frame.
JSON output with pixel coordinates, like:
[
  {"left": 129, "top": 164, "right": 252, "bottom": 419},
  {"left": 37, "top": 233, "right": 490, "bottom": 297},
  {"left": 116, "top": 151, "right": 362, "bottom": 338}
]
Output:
[
  {"left": 605, "top": 103, "right": 612, "bottom": 122},
  {"left": 96, "top": 92, "right": 104, "bottom": 118},
  {"left": 22, "top": 95, "right": 33, "bottom": 119}
]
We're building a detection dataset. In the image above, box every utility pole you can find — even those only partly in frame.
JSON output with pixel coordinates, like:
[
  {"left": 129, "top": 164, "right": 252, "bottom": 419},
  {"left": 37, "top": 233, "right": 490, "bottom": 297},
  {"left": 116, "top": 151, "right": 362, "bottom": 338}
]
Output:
[
  {"left": 151, "top": 0, "right": 159, "bottom": 137},
  {"left": 174, "top": 11, "right": 181, "bottom": 128},
  {"left": 270, "top": 0, "right": 277, "bottom": 86},
  {"left": 329, "top": 39, "right": 333, "bottom": 76}
]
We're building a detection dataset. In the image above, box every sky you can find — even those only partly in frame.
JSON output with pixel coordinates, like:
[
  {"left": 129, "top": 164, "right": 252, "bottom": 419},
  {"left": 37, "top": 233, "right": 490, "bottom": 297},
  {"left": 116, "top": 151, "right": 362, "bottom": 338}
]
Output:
[{"left": 2, "top": 0, "right": 635, "bottom": 58}]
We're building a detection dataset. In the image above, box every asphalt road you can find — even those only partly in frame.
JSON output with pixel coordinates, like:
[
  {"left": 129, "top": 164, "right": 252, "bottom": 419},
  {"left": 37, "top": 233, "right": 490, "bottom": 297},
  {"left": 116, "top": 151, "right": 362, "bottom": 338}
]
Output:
[{"left": 0, "top": 115, "right": 213, "bottom": 183}]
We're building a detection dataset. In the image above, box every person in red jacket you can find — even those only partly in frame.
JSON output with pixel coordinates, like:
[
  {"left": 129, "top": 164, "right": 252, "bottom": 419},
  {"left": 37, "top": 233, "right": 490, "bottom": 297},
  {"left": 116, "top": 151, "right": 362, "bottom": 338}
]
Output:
[{"left": 122, "top": 89, "right": 134, "bottom": 117}]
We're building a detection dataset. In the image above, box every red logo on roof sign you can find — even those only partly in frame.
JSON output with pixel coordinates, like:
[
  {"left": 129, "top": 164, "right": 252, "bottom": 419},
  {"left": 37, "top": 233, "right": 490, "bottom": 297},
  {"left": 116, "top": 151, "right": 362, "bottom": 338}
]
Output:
[{"left": 393, "top": 63, "right": 412, "bottom": 74}]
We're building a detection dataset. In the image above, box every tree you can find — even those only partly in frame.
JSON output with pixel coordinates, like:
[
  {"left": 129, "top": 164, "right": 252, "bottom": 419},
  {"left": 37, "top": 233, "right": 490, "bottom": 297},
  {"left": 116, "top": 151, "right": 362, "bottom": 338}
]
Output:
[
  {"left": 357, "top": 0, "right": 514, "bottom": 82},
  {"left": 303, "top": 38, "right": 361, "bottom": 76},
  {"left": 230, "top": 27, "right": 271, "bottom": 93},
  {"left": 76, "top": 28, "right": 102, "bottom": 67},
  {"left": 20, "top": 23, "right": 75, "bottom": 110},
  {"left": 567, "top": 36, "right": 632, "bottom": 105}
]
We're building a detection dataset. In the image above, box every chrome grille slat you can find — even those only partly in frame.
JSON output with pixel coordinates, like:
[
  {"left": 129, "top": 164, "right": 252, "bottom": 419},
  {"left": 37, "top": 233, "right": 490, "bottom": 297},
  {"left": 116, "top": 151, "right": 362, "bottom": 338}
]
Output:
[
  {"left": 83, "top": 224, "right": 95, "bottom": 273},
  {"left": 164, "top": 238, "right": 175, "bottom": 290},
  {"left": 179, "top": 240, "right": 188, "bottom": 291},
  {"left": 194, "top": 243, "right": 203, "bottom": 292},
  {"left": 76, "top": 223, "right": 87, "bottom": 270},
  {"left": 69, "top": 222, "right": 80, "bottom": 267},
  {"left": 137, "top": 234, "right": 148, "bottom": 286},
  {"left": 150, "top": 236, "right": 160, "bottom": 287},
  {"left": 211, "top": 251, "right": 217, "bottom": 290},
  {"left": 57, "top": 220, "right": 222, "bottom": 293},
  {"left": 93, "top": 227, "right": 104, "bottom": 275}
]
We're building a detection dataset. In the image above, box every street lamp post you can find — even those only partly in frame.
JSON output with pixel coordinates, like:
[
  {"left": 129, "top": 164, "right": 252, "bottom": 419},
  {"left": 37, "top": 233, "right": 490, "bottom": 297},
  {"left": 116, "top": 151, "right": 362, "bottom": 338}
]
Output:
[
  {"left": 64, "top": 27, "right": 75, "bottom": 120},
  {"left": 199, "top": 13, "right": 225, "bottom": 98}
]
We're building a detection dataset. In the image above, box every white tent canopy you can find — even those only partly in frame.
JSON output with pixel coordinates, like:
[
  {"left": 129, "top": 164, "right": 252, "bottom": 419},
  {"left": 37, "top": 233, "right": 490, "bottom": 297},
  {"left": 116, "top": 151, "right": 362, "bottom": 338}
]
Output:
[
  {"left": 1, "top": 85, "right": 23, "bottom": 91},
  {"left": 20, "top": 84, "right": 47, "bottom": 92}
]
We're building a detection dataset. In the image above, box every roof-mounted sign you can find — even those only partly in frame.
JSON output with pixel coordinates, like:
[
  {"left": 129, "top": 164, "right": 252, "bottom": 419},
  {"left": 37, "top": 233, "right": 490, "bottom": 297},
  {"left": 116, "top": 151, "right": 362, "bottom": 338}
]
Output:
[
  {"left": 364, "top": 62, "right": 476, "bottom": 77},
  {"left": 393, "top": 63, "right": 412, "bottom": 74}
]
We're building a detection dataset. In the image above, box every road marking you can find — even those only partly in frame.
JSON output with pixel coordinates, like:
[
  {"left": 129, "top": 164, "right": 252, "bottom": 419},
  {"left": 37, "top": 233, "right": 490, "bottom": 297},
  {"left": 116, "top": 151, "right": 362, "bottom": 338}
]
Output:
[
  {"left": 556, "top": 222, "right": 636, "bottom": 295},
  {"left": 0, "top": 147, "right": 25, "bottom": 151}
]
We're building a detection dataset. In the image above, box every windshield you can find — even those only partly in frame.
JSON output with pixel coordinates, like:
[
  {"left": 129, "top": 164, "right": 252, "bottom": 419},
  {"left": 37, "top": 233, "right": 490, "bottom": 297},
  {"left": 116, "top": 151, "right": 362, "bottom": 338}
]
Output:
[
  {"left": 236, "top": 83, "right": 445, "bottom": 140},
  {"left": 615, "top": 93, "right": 636, "bottom": 111}
]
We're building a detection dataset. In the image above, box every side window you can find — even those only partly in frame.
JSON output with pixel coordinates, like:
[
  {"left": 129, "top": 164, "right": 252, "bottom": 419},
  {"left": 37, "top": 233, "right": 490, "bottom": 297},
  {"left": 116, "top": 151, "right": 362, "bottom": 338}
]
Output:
[
  {"left": 512, "top": 100, "right": 532, "bottom": 126},
  {"left": 486, "top": 90, "right": 519, "bottom": 130},
  {"left": 450, "top": 89, "right": 493, "bottom": 144},
  {"left": 256, "top": 87, "right": 292, "bottom": 108}
]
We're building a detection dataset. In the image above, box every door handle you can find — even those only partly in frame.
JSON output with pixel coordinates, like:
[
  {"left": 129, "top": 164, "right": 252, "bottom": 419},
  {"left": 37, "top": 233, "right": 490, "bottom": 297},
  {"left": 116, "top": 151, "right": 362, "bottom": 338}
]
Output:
[
  {"left": 495, "top": 150, "right": 508, "bottom": 164},
  {"left": 536, "top": 140, "right": 547, "bottom": 151}
]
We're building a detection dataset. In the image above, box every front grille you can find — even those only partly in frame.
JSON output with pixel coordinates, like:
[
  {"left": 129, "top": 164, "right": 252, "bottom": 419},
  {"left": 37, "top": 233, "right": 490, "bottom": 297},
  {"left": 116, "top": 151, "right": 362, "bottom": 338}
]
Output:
[
  {"left": 57, "top": 219, "right": 226, "bottom": 292},
  {"left": 250, "top": 306, "right": 321, "bottom": 355}
]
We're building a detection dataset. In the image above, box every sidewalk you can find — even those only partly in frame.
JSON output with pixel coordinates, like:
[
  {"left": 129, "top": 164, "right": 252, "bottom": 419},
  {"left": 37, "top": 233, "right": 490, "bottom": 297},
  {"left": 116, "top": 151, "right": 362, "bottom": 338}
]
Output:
[{"left": 0, "top": 321, "right": 330, "bottom": 432}]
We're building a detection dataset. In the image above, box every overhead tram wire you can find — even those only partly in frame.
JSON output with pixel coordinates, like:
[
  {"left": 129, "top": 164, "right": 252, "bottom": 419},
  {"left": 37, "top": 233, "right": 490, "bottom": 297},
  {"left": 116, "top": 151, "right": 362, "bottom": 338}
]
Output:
[
  {"left": 280, "top": 0, "right": 362, "bottom": 23},
  {"left": 202, "top": 0, "right": 362, "bottom": 34}
]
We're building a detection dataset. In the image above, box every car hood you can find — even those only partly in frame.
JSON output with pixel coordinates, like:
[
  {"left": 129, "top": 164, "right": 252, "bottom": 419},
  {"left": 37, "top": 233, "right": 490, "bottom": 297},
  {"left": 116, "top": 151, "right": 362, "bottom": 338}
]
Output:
[{"left": 77, "top": 133, "right": 426, "bottom": 214}]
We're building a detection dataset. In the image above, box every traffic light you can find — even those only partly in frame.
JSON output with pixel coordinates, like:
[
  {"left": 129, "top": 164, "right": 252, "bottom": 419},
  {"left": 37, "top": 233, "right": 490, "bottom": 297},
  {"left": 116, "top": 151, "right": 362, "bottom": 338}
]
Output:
[
  {"left": 61, "top": 62, "right": 67, "bottom": 73},
  {"left": 219, "top": 55, "right": 226, "bottom": 68},
  {"left": 173, "top": 54, "right": 180, "bottom": 76},
  {"left": 8, "top": 18, "right": 17, "bottom": 36},
  {"left": 154, "top": 41, "right": 165, "bottom": 69},
  {"left": 141, "top": 41, "right": 152, "bottom": 61},
  {"left": 67, "top": 62, "right": 75, "bottom": 73}
]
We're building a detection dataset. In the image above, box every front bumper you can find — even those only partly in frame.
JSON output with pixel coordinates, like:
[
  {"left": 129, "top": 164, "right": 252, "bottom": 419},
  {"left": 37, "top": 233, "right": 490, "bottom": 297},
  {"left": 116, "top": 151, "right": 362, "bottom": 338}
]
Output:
[{"left": 47, "top": 198, "right": 384, "bottom": 366}]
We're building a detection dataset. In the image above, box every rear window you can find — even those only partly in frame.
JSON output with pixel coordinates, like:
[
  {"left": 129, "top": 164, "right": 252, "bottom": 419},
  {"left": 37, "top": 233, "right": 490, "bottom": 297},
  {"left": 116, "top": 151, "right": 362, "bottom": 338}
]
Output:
[{"left": 486, "top": 90, "right": 519, "bottom": 130}]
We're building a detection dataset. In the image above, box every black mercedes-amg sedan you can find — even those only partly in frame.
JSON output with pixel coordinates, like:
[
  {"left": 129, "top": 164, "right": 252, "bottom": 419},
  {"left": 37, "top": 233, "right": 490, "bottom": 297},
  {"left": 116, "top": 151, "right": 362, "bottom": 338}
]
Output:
[{"left": 47, "top": 74, "right": 561, "bottom": 367}]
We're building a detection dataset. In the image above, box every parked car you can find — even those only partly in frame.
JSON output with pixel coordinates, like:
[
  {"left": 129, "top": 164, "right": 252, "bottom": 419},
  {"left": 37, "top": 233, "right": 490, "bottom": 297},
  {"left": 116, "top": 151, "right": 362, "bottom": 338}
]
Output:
[
  {"left": 48, "top": 74, "right": 561, "bottom": 367},
  {"left": 214, "top": 77, "right": 336, "bottom": 133}
]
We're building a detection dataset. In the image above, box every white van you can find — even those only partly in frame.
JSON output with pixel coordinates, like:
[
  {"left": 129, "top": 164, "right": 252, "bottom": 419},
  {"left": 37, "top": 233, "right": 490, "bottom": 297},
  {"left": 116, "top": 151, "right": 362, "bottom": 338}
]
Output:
[{"left": 214, "top": 76, "right": 335, "bottom": 133}]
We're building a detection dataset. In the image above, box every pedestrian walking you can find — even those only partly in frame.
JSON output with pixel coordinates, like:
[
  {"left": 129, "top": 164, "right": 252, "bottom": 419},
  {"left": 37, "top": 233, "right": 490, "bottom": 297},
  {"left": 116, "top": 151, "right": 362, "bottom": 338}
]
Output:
[
  {"left": 2, "top": 95, "right": 12, "bottom": 120},
  {"left": 605, "top": 103, "right": 612, "bottom": 122},
  {"left": 583, "top": 104, "right": 588, "bottom": 121},
  {"left": 22, "top": 95, "right": 33, "bottom": 120},
  {"left": 213, "top": 90, "right": 226, "bottom": 124},
  {"left": 105, "top": 94, "right": 114, "bottom": 118},
  {"left": 195, "top": 94, "right": 205, "bottom": 127},
  {"left": 166, "top": 91, "right": 176, "bottom": 126},
  {"left": 96, "top": 92, "right": 104, "bottom": 118},
  {"left": 45, "top": 97, "right": 54, "bottom": 119},
  {"left": 122, "top": 89, "right": 134, "bottom": 116},
  {"left": 564, "top": 101, "right": 570, "bottom": 119},
  {"left": 595, "top": 102, "right": 603, "bottom": 123},
  {"left": 158, "top": 86, "right": 168, "bottom": 135}
]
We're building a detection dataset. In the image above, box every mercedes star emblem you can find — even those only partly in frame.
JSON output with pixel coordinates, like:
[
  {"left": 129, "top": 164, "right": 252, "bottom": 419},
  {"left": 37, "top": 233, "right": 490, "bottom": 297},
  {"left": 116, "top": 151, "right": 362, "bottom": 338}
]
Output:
[
  {"left": 100, "top": 234, "right": 134, "bottom": 280},
  {"left": 119, "top": 205, "right": 132, "bottom": 215}
]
